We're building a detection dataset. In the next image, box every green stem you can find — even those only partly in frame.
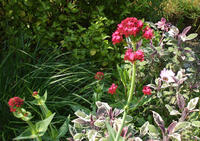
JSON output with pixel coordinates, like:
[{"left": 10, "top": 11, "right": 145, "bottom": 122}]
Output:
[
  {"left": 26, "top": 120, "right": 42, "bottom": 141},
  {"left": 115, "top": 61, "right": 136, "bottom": 141}
]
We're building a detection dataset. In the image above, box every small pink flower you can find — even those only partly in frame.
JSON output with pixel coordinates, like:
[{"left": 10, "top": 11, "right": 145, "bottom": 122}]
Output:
[
  {"left": 95, "top": 72, "right": 104, "bottom": 80},
  {"left": 108, "top": 83, "right": 118, "bottom": 95},
  {"left": 142, "top": 86, "right": 152, "bottom": 95},
  {"left": 8, "top": 97, "right": 24, "bottom": 112},
  {"left": 32, "top": 91, "right": 38, "bottom": 96},
  {"left": 143, "top": 26, "right": 154, "bottom": 39}
]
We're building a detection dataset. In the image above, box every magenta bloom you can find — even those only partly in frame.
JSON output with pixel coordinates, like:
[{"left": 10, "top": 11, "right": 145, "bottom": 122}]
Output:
[
  {"left": 8, "top": 97, "right": 24, "bottom": 112},
  {"left": 112, "top": 17, "right": 145, "bottom": 44},
  {"left": 112, "top": 30, "right": 123, "bottom": 45},
  {"left": 94, "top": 72, "right": 104, "bottom": 80},
  {"left": 143, "top": 26, "right": 154, "bottom": 39},
  {"left": 134, "top": 50, "right": 144, "bottom": 62},
  {"left": 124, "top": 48, "right": 135, "bottom": 63},
  {"left": 142, "top": 86, "right": 152, "bottom": 95},
  {"left": 124, "top": 49, "right": 144, "bottom": 63},
  {"left": 108, "top": 83, "right": 118, "bottom": 95}
]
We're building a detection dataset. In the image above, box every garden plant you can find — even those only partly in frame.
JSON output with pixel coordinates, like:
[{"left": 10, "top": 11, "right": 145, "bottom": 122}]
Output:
[{"left": 7, "top": 16, "right": 200, "bottom": 141}]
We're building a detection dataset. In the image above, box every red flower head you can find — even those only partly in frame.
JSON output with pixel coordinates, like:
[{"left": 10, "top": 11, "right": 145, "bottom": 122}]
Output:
[
  {"left": 95, "top": 72, "right": 104, "bottom": 80},
  {"left": 124, "top": 49, "right": 144, "bottom": 63},
  {"left": 142, "top": 86, "right": 152, "bottom": 95},
  {"left": 112, "top": 30, "right": 123, "bottom": 45},
  {"left": 8, "top": 97, "right": 24, "bottom": 112},
  {"left": 108, "top": 83, "right": 118, "bottom": 95},
  {"left": 134, "top": 50, "right": 144, "bottom": 62},
  {"left": 143, "top": 26, "right": 154, "bottom": 39},
  {"left": 112, "top": 17, "right": 144, "bottom": 44},
  {"left": 32, "top": 91, "right": 38, "bottom": 97},
  {"left": 137, "top": 20, "right": 144, "bottom": 29}
]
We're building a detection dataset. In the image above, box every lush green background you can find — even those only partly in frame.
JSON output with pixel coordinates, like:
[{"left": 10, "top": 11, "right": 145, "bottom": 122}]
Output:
[{"left": 0, "top": 0, "right": 199, "bottom": 140}]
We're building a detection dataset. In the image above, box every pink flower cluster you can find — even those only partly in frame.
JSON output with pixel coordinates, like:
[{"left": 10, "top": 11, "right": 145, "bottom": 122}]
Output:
[
  {"left": 94, "top": 72, "right": 104, "bottom": 80},
  {"left": 124, "top": 49, "right": 144, "bottom": 63},
  {"left": 8, "top": 97, "right": 24, "bottom": 112},
  {"left": 142, "top": 86, "right": 152, "bottom": 95},
  {"left": 143, "top": 26, "right": 154, "bottom": 40},
  {"left": 108, "top": 83, "right": 118, "bottom": 95},
  {"left": 112, "top": 17, "right": 153, "bottom": 45}
]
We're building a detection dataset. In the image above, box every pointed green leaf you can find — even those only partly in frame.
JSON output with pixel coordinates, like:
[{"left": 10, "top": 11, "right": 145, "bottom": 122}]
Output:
[
  {"left": 36, "top": 113, "right": 55, "bottom": 136},
  {"left": 13, "top": 127, "right": 37, "bottom": 140},
  {"left": 105, "top": 121, "right": 116, "bottom": 140},
  {"left": 56, "top": 115, "right": 70, "bottom": 139}
]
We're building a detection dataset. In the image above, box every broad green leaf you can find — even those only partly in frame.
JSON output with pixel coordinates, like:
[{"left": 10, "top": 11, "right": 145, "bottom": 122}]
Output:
[
  {"left": 185, "top": 33, "right": 198, "bottom": 41},
  {"left": 56, "top": 115, "right": 70, "bottom": 139},
  {"left": 173, "top": 122, "right": 190, "bottom": 132},
  {"left": 13, "top": 127, "right": 37, "bottom": 140},
  {"left": 187, "top": 97, "right": 199, "bottom": 110},
  {"left": 36, "top": 113, "right": 55, "bottom": 136},
  {"left": 90, "top": 49, "right": 96, "bottom": 56},
  {"left": 191, "top": 121, "right": 200, "bottom": 127}
]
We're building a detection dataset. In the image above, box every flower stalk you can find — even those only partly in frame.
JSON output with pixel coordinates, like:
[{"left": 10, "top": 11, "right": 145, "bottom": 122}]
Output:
[{"left": 115, "top": 44, "right": 137, "bottom": 141}]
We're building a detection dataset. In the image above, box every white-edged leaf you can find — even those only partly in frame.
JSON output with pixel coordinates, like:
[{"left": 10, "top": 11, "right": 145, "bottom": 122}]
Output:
[
  {"left": 74, "top": 110, "right": 88, "bottom": 119},
  {"left": 94, "top": 119, "right": 105, "bottom": 128},
  {"left": 191, "top": 121, "right": 200, "bottom": 127},
  {"left": 87, "top": 130, "right": 98, "bottom": 141},
  {"left": 134, "top": 137, "right": 143, "bottom": 141},
  {"left": 187, "top": 97, "right": 199, "bottom": 110},
  {"left": 185, "top": 33, "right": 198, "bottom": 41},
  {"left": 170, "top": 110, "right": 181, "bottom": 115},
  {"left": 169, "top": 133, "right": 181, "bottom": 141},
  {"left": 165, "top": 104, "right": 173, "bottom": 113},
  {"left": 173, "top": 122, "right": 190, "bottom": 132},
  {"left": 140, "top": 121, "right": 149, "bottom": 136},
  {"left": 148, "top": 124, "right": 160, "bottom": 137},
  {"left": 152, "top": 111, "right": 165, "bottom": 134},
  {"left": 73, "top": 133, "right": 85, "bottom": 140}
]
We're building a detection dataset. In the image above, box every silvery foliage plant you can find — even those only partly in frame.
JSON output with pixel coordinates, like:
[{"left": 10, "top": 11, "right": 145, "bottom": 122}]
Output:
[{"left": 68, "top": 101, "right": 149, "bottom": 141}]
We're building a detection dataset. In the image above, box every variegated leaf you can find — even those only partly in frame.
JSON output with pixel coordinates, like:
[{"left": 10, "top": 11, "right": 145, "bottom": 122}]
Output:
[
  {"left": 187, "top": 97, "right": 199, "bottom": 110},
  {"left": 152, "top": 111, "right": 165, "bottom": 134},
  {"left": 140, "top": 121, "right": 149, "bottom": 136}
]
